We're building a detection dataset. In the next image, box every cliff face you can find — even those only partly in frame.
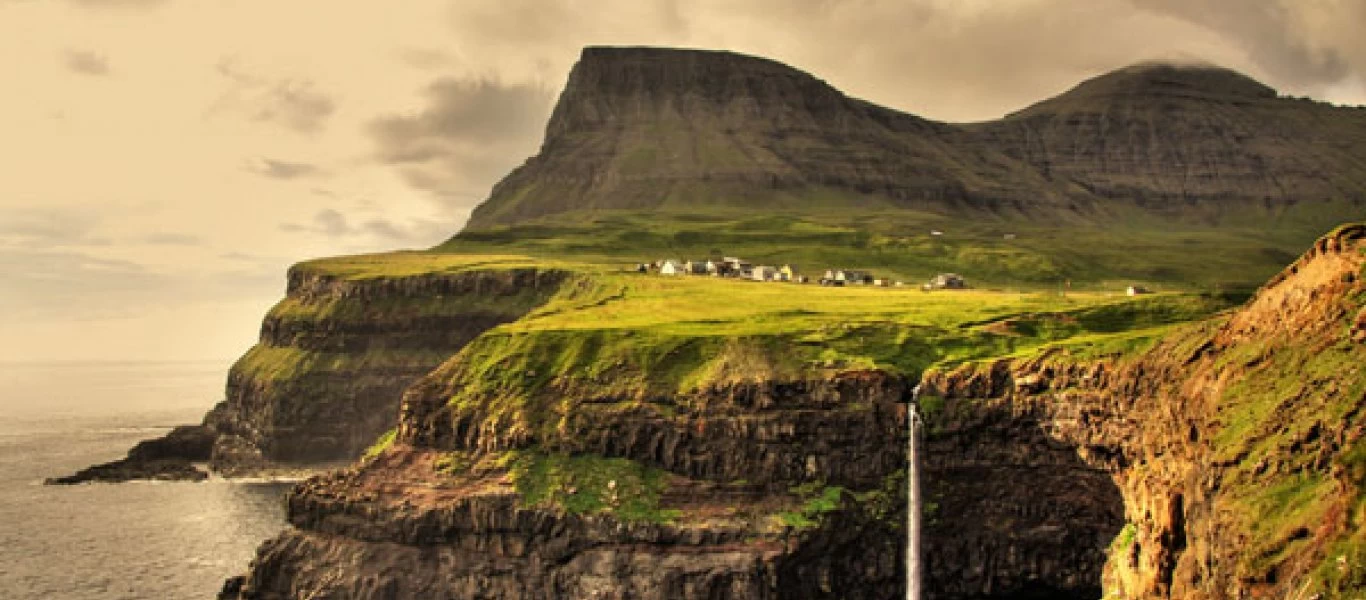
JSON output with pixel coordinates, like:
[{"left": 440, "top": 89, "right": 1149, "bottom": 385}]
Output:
[
  {"left": 465, "top": 48, "right": 1366, "bottom": 230},
  {"left": 221, "top": 224, "right": 1366, "bottom": 599},
  {"left": 205, "top": 264, "right": 567, "bottom": 474},
  {"left": 974, "top": 63, "right": 1366, "bottom": 221},
  {"left": 919, "top": 223, "right": 1366, "bottom": 598},
  {"left": 226, "top": 372, "right": 911, "bottom": 599}
]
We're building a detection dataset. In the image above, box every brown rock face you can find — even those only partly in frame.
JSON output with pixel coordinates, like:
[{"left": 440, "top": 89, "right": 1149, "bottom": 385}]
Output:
[
  {"left": 220, "top": 226, "right": 1366, "bottom": 599},
  {"left": 400, "top": 370, "right": 911, "bottom": 489},
  {"left": 225, "top": 373, "right": 911, "bottom": 600},
  {"left": 919, "top": 224, "right": 1366, "bottom": 599},
  {"left": 466, "top": 47, "right": 1366, "bottom": 230},
  {"left": 46, "top": 424, "right": 216, "bottom": 484},
  {"left": 205, "top": 266, "right": 567, "bottom": 474}
]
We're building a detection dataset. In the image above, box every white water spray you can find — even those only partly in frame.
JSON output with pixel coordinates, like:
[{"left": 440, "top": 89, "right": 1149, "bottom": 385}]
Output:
[{"left": 907, "top": 384, "right": 923, "bottom": 600}]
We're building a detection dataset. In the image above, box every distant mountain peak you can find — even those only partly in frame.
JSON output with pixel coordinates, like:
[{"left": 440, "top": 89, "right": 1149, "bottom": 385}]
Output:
[
  {"left": 463, "top": 48, "right": 1365, "bottom": 232},
  {"left": 542, "top": 46, "right": 848, "bottom": 141},
  {"left": 1010, "top": 61, "right": 1277, "bottom": 118}
]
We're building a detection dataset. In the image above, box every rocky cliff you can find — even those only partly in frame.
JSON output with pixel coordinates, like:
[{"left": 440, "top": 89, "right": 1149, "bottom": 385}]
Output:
[
  {"left": 204, "top": 262, "right": 567, "bottom": 474},
  {"left": 222, "top": 224, "right": 1366, "bottom": 599},
  {"left": 917, "top": 223, "right": 1366, "bottom": 598},
  {"left": 465, "top": 48, "right": 1366, "bottom": 230},
  {"left": 224, "top": 371, "right": 911, "bottom": 599},
  {"left": 50, "top": 258, "right": 568, "bottom": 484}
]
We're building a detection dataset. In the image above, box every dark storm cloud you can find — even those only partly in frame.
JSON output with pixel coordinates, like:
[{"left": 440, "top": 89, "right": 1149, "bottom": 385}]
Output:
[
  {"left": 62, "top": 49, "right": 110, "bottom": 76},
  {"left": 367, "top": 78, "right": 554, "bottom": 205},
  {"left": 243, "top": 158, "right": 321, "bottom": 180},
  {"left": 210, "top": 59, "right": 337, "bottom": 135}
]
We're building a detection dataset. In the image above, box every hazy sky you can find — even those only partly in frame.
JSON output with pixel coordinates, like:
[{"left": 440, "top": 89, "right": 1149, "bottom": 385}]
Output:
[{"left": 2, "top": 0, "right": 1363, "bottom": 364}]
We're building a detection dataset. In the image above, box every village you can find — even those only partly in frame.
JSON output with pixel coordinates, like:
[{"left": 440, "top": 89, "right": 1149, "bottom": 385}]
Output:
[
  {"left": 633, "top": 257, "right": 1156, "bottom": 296},
  {"left": 633, "top": 257, "right": 970, "bottom": 290}
]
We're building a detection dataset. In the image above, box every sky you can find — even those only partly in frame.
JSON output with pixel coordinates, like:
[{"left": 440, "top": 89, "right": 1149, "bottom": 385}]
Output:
[{"left": 1, "top": 0, "right": 1364, "bottom": 364}]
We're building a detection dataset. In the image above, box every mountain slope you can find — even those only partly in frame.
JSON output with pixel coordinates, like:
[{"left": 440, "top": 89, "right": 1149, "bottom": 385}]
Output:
[
  {"left": 465, "top": 48, "right": 1366, "bottom": 232},
  {"left": 976, "top": 62, "right": 1366, "bottom": 223}
]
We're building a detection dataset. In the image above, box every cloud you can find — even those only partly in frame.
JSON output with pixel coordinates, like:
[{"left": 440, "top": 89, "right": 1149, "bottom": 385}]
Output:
[
  {"left": 429, "top": 0, "right": 1365, "bottom": 121},
  {"left": 243, "top": 157, "right": 321, "bottom": 180},
  {"left": 141, "top": 232, "right": 201, "bottom": 246},
  {"left": 210, "top": 58, "right": 337, "bottom": 134},
  {"left": 397, "top": 47, "right": 458, "bottom": 70},
  {"left": 1126, "top": 0, "right": 1366, "bottom": 92},
  {"left": 279, "top": 209, "right": 451, "bottom": 245},
  {"left": 65, "top": 0, "right": 167, "bottom": 9},
  {"left": 0, "top": 248, "right": 169, "bottom": 319},
  {"left": 0, "top": 208, "right": 107, "bottom": 249},
  {"left": 367, "top": 78, "right": 554, "bottom": 205},
  {"left": 62, "top": 49, "right": 110, "bottom": 76}
]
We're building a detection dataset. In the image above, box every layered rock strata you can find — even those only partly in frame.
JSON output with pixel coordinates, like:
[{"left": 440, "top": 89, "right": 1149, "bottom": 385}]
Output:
[
  {"left": 206, "top": 265, "right": 567, "bottom": 474},
  {"left": 224, "top": 225, "right": 1366, "bottom": 599},
  {"left": 919, "top": 223, "right": 1366, "bottom": 598},
  {"left": 224, "top": 372, "right": 911, "bottom": 599}
]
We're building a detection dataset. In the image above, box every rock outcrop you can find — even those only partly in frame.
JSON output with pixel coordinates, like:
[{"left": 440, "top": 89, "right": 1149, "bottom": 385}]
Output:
[
  {"left": 46, "top": 423, "right": 215, "bottom": 484},
  {"left": 224, "top": 371, "right": 911, "bottom": 599},
  {"left": 222, "top": 224, "right": 1366, "bottom": 599},
  {"left": 55, "top": 261, "right": 569, "bottom": 482},
  {"left": 918, "top": 223, "right": 1366, "bottom": 598},
  {"left": 466, "top": 48, "right": 1366, "bottom": 230},
  {"left": 204, "top": 264, "right": 567, "bottom": 474}
]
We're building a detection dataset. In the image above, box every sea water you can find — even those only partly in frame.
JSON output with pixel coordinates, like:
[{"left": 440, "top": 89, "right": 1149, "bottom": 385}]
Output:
[{"left": 0, "top": 361, "right": 289, "bottom": 599}]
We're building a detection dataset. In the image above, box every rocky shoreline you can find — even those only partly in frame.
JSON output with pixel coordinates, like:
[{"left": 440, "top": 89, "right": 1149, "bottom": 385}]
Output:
[{"left": 46, "top": 424, "right": 215, "bottom": 484}]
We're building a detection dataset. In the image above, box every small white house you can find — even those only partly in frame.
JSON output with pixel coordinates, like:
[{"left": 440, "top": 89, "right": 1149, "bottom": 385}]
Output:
[
  {"left": 752, "top": 266, "right": 778, "bottom": 282},
  {"left": 660, "top": 260, "right": 683, "bottom": 276},
  {"left": 1126, "top": 285, "right": 1152, "bottom": 296},
  {"left": 927, "top": 273, "right": 967, "bottom": 290}
]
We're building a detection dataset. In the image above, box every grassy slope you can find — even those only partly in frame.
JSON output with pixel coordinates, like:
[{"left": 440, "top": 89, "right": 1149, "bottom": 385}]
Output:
[
  {"left": 415, "top": 267, "right": 1232, "bottom": 511},
  {"left": 288, "top": 237, "right": 1323, "bottom": 532},
  {"left": 440, "top": 206, "right": 1339, "bottom": 293},
  {"left": 233, "top": 253, "right": 567, "bottom": 384}
]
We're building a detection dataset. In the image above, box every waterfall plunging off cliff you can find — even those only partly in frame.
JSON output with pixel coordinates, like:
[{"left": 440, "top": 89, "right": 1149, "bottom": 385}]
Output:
[{"left": 907, "top": 385, "right": 923, "bottom": 600}]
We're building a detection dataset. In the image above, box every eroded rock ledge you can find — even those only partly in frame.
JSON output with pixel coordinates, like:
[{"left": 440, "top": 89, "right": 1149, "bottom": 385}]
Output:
[
  {"left": 223, "top": 372, "right": 910, "bottom": 600},
  {"left": 50, "top": 264, "right": 569, "bottom": 483},
  {"left": 919, "top": 223, "right": 1366, "bottom": 599}
]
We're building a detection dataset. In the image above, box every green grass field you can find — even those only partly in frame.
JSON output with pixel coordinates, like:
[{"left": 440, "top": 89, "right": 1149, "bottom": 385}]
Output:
[
  {"left": 437, "top": 207, "right": 1337, "bottom": 294},
  {"left": 294, "top": 249, "right": 1236, "bottom": 392},
  {"left": 388, "top": 264, "right": 1237, "bottom": 454}
]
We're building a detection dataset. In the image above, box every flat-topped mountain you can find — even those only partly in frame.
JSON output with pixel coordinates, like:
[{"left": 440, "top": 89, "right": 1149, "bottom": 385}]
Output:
[{"left": 466, "top": 47, "right": 1366, "bottom": 230}]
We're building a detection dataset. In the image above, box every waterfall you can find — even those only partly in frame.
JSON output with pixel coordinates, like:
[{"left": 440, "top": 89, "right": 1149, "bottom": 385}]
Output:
[{"left": 907, "top": 384, "right": 923, "bottom": 600}]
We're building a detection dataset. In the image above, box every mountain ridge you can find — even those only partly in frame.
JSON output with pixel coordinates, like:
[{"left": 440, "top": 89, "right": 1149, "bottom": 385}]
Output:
[{"left": 465, "top": 46, "right": 1366, "bottom": 231}]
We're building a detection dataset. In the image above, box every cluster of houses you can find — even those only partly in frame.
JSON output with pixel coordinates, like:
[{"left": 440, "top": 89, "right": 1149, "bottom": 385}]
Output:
[
  {"left": 637, "top": 258, "right": 809, "bottom": 282},
  {"left": 633, "top": 257, "right": 972, "bottom": 290}
]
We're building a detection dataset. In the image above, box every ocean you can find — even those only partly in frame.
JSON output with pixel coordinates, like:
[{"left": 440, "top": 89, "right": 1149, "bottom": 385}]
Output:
[{"left": 0, "top": 361, "right": 290, "bottom": 599}]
